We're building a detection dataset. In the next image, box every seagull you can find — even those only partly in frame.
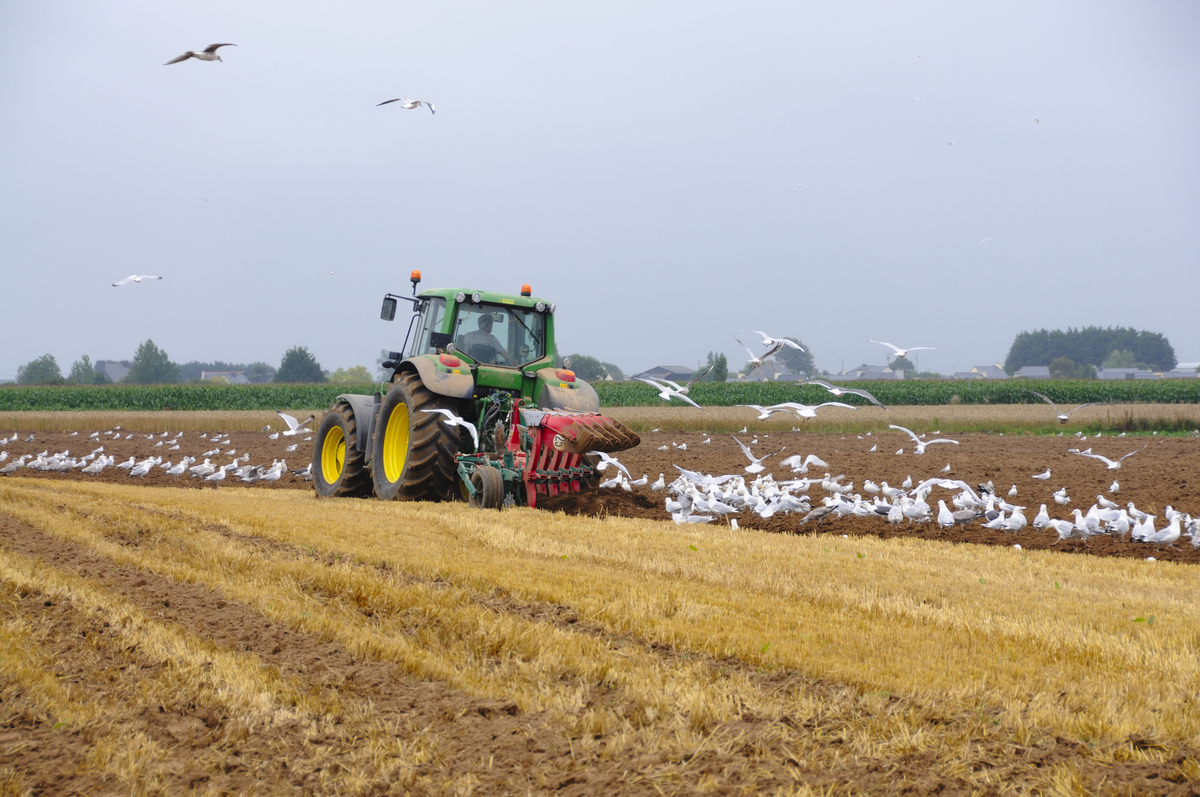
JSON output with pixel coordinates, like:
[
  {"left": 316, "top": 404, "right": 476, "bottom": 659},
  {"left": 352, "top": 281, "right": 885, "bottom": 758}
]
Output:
[
  {"left": 377, "top": 98, "right": 435, "bottom": 114},
  {"left": 977, "top": 237, "right": 994, "bottom": 245},
  {"left": 744, "top": 330, "right": 804, "bottom": 354},
  {"left": 732, "top": 336, "right": 764, "bottom": 367},
  {"left": 421, "top": 408, "right": 479, "bottom": 451},
  {"left": 888, "top": 424, "right": 959, "bottom": 455},
  {"left": 164, "top": 43, "right": 235, "bottom": 65},
  {"left": 649, "top": 365, "right": 712, "bottom": 396},
  {"left": 732, "top": 436, "right": 783, "bottom": 474},
  {"left": 770, "top": 401, "right": 856, "bottom": 420},
  {"left": 590, "top": 451, "right": 630, "bottom": 479},
  {"left": 1032, "top": 468, "right": 1051, "bottom": 480},
  {"left": 779, "top": 454, "right": 829, "bottom": 474},
  {"left": 867, "top": 340, "right": 940, "bottom": 359},
  {"left": 803, "top": 379, "right": 886, "bottom": 409},
  {"left": 112, "top": 275, "right": 162, "bottom": 287},
  {"left": 636, "top": 377, "right": 701, "bottom": 409},
  {"left": 1022, "top": 390, "right": 1110, "bottom": 424},
  {"left": 275, "top": 410, "right": 315, "bottom": 436},
  {"left": 1070, "top": 446, "right": 1147, "bottom": 470}
]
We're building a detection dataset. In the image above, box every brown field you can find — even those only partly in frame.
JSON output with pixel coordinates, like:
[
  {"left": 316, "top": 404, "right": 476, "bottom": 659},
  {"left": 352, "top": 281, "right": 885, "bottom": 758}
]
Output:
[{"left": 1, "top": 409, "right": 1199, "bottom": 794}]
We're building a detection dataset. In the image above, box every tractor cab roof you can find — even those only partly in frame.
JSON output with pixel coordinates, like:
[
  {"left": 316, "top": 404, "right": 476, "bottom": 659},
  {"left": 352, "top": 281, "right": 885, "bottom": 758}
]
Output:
[{"left": 418, "top": 287, "right": 553, "bottom": 311}]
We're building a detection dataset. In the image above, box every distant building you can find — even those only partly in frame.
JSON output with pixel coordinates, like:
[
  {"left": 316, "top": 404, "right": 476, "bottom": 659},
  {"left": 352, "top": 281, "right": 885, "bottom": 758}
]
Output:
[
  {"left": 1013, "top": 365, "right": 1051, "bottom": 379},
  {"left": 836, "top": 364, "right": 902, "bottom": 381},
  {"left": 95, "top": 360, "right": 130, "bottom": 382},
  {"left": 201, "top": 370, "right": 251, "bottom": 385},
  {"left": 631, "top": 365, "right": 696, "bottom": 382},
  {"left": 740, "top": 361, "right": 802, "bottom": 382},
  {"left": 1165, "top": 368, "right": 1200, "bottom": 379}
]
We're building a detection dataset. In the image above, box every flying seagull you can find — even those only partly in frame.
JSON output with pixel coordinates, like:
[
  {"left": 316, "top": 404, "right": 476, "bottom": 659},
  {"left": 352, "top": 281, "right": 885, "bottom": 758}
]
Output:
[
  {"left": 421, "top": 408, "right": 478, "bottom": 451},
  {"left": 635, "top": 377, "right": 701, "bottom": 409},
  {"left": 868, "top": 340, "right": 940, "bottom": 359},
  {"left": 732, "top": 435, "right": 784, "bottom": 474},
  {"left": 1070, "top": 446, "right": 1147, "bottom": 471},
  {"left": 112, "top": 275, "right": 162, "bottom": 287},
  {"left": 889, "top": 424, "right": 959, "bottom": 455},
  {"left": 164, "top": 43, "right": 235, "bottom": 65},
  {"left": 377, "top": 98, "right": 435, "bottom": 114},
  {"left": 803, "top": 379, "right": 886, "bottom": 409},
  {"left": 275, "top": 410, "right": 315, "bottom": 436},
  {"left": 977, "top": 237, "right": 994, "bottom": 245},
  {"left": 1022, "top": 390, "right": 1110, "bottom": 424}
]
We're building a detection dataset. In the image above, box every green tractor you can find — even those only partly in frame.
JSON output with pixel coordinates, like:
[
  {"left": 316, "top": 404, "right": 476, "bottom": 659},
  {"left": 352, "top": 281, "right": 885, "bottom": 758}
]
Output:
[{"left": 312, "top": 271, "right": 639, "bottom": 508}]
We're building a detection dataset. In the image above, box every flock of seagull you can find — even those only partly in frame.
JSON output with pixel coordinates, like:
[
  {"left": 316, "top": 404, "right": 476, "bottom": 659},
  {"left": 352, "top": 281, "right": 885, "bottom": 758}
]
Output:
[
  {"left": 0, "top": 411, "right": 316, "bottom": 485},
  {"left": 589, "top": 426, "right": 1198, "bottom": 554}
]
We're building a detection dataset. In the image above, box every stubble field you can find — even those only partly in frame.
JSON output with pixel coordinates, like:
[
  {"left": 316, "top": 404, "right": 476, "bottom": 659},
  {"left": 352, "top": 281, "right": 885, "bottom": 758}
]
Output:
[{"left": 0, "top": 405, "right": 1198, "bottom": 795}]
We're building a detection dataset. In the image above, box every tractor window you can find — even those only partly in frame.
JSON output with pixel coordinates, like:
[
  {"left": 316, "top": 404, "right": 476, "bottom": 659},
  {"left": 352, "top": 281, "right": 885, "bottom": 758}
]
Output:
[
  {"left": 453, "top": 303, "right": 545, "bottom": 366},
  {"left": 407, "top": 297, "right": 447, "bottom": 357}
]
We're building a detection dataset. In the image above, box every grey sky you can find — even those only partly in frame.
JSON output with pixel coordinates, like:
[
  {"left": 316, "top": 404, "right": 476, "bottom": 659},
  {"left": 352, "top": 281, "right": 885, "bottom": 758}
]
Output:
[{"left": 2, "top": 2, "right": 1198, "bottom": 381}]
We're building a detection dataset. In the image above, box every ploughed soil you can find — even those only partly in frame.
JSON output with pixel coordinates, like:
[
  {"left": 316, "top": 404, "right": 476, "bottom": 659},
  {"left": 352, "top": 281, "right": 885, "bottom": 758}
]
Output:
[{"left": 3, "top": 426, "right": 1200, "bottom": 563}]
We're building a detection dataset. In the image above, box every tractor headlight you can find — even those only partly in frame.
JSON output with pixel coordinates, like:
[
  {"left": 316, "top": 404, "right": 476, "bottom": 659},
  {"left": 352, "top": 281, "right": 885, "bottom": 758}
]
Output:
[
  {"left": 446, "top": 342, "right": 457, "bottom": 354},
  {"left": 562, "top": 357, "right": 572, "bottom": 370},
  {"left": 549, "top": 303, "right": 556, "bottom": 313},
  {"left": 535, "top": 301, "right": 546, "bottom": 313},
  {"left": 472, "top": 292, "right": 482, "bottom": 303},
  {"left": 455, "top": 292, "right": 465, "bottom": 303}
]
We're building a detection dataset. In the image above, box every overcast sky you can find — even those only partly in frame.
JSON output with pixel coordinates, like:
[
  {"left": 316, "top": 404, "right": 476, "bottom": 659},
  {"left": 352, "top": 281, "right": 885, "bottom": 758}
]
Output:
[{"left": 2, "top": 2, "right": 1198, "bottom": 381}]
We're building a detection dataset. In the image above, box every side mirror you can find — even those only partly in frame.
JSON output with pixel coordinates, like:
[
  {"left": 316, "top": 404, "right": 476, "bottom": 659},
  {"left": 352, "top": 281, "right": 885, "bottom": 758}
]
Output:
[{"left": 380, "top": 297, "right": 397, "bottom": 321}]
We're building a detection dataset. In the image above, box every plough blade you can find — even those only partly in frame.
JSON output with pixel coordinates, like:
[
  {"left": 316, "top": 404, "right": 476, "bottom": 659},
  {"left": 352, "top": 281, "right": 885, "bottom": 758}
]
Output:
[{"left": 537, "top": 413, "right": 640, "bottom": 454}]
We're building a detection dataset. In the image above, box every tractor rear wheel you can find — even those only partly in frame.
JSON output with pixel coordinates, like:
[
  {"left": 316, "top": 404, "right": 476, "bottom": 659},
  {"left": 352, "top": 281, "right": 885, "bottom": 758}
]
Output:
[
  {"left": 371, "top": 372, "right": 461, "bottom": 501},
  {"left": 468, "top": 466, "right": 504, "bottom": 509},
  {"left": 313, "top": 402, "right": 372, "bottom": 498}
]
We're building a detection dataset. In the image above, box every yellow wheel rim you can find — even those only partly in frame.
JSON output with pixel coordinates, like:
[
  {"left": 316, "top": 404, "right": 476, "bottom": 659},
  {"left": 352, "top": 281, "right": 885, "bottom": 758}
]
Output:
[
  {"left": 320, "top": 425, "right": 345, "bottom": 482},
  {"left": 382, "top": 403, "right": 410, "bottom": 483}
]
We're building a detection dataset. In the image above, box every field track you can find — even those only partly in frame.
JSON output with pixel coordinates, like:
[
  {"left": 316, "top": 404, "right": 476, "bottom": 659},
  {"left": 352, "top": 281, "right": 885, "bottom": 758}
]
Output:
[{"left": 1, "top": 410, "right": 1199, "bottom": 794}]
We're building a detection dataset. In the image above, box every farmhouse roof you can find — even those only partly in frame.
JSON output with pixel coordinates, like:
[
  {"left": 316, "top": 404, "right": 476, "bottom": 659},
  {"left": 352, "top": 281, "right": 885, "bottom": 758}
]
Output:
[
  {"left": 632, "top": 365, "right": 696, "bottom": 381},
  {"left": 969, "top": 364, "right": 1008, "bottom": 379},
  {"left": 1014, "top": 365, "right": 1051, "bottom": 379},
  {"left": 96, "top": 360, "right": 130, "bottom": 382}
]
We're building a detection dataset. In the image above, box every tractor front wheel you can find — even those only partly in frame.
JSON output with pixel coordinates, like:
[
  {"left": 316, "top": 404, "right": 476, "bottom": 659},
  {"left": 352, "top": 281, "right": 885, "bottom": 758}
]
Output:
[
  {"left": 371, "top": 372, "right": 460, "bottom": 501},
  {"left": 313, "top": 402, "right": 372, "bottom": 498}
]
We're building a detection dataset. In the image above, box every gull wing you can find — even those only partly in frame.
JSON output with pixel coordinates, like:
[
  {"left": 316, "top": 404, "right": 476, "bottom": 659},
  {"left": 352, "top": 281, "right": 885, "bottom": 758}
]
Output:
[
  {"left": 202, "top": 43, "right": 236, "bottom": 53},
  {"left": 112, "top": 275, "right": 136, "bottom": 286},
  {"left": 868, "top": 339, "right": 903, "bottom": 355},
  {"left": 1022, "top": 389, "right": 1057, "bottom": 410},
  {"left": 1116, "top": 446, "right": 1148, "bottom": 463},
  {"left": 845, "top": 386, "right": 886, "bottom": 408},
  {"left": 888, "top": 424, "right": 921, "bottom": 444},
  {"left": 732, "top": 336, "right": 761, "bottom": 366},
  {"left": 163, "top": 52, "right": 193, "bottom": 65},
  {"left": 805, "top": 379, "right": 834, "bottom": 390},
  {"left": 377, "top": 98, "right": 403, "bottom": 106},
  {"left": 731, "top": 435, "right": 754, "bottom": 462},
  {"left": 275, "top": 410, "right": 301, "bottom": 432},
  {"left": 1064, "top": 402, "right": 1111, "bottom": 418},
  {"left": 815, "top": 402, "right": 856, "bottom": 411},
  {"left": 681, "top": 364, "right": 713, "bottom": 390}
]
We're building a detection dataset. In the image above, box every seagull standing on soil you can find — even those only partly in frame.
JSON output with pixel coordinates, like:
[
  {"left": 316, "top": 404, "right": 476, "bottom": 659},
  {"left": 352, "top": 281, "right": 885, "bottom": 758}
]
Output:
[
  {"left": 112, "top": 275, "right": 162, "bottom": 287},
  {"left": 164, "top": 43, "right": 235, "bottom": 65},
  {"left": 421, "top": 408, "right": 479, "bottom": 451},
  {"left": 377, "top": 98, "right": 436, "bottom": 114},
  {"left": 1031, "top": 469, "right": 1051, "bottom": 480}
]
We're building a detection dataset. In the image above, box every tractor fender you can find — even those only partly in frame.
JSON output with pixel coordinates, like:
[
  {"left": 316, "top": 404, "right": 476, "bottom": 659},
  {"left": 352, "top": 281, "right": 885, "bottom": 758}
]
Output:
[
  {"left": 334, "top": 392, "right": 382, "bottom": 453},
  {"left": 535, "top": 368, "right": 600, "bottom": 412},
  {"left": 399, "top": 356, "right": 476, "bottom": 400}
]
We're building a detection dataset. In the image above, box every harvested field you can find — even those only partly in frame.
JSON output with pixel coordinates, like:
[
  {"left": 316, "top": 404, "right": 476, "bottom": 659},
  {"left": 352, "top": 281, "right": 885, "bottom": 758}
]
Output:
[{"left": 1, "top": 411, "right": 1199, "bottom": 794}]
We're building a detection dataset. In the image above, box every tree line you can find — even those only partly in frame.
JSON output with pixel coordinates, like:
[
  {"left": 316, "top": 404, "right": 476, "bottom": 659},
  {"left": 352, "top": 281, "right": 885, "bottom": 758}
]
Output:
[
  {"left": 11, "top": 341, "right": 372, "bottom": 386},
  {"left": 1004, "top": 327, "right": 1177, "bottom": 376}
]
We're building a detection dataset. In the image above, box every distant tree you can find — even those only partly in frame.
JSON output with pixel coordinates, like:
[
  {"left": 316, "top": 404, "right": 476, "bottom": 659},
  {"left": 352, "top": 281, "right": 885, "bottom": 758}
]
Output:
[
  {"left": 330, "top": 365, "right": 373, "bottom": 384},
  {"left": 889, "top": 356, "right": 916, "bottom": 373},
  {"left": 126, "top": 340, "right": 180, "bottom": 384},
  {"left": 375, "top": 349, "right": 393, "bottom": 381},
  {"left": 243, "top": 362, "right": 276, "bottom": 384},
  {"left": 598, "top": 360, "right": 624, "bottom": 381},
  {"left": 1048, "top": 356, "right": 1096, "bottom": 380},
  {"left": 562, "top": 354, "right": 610, "bottom": 381},
  {"left": 697, "top": 351, "right": 728, "bottom": 383},
  {"left": 774, "top": 338, "right": 815, "bottom": 377},
  {"left": 1005, "top": 327, "right": 1175, "bottom": 373},
  {"left": 17, "top": 354, "right": 63, "bottom": 385},
  {"left": 67, "top": 355, "right": 106, "bottom": 385},
  {"left": 178, "top": 360, "right": 250, "bottom": 382},
  {"left": 275, "top": 346, "right": 327, "bottom": 383},
  {"left": 1102, "top": 349, "right": 1137, "bottom": 369}
]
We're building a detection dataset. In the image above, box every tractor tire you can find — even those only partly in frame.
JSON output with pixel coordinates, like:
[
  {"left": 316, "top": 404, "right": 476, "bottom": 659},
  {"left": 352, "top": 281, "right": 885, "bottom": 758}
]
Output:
[
  {"left": 371, "top": 371, "right": 461, "bottom": 502},
  {"left": 313, "top": 402, "right": 373, "bottom": 498},
  {"left": 468, "top": 466, "right": 504, "bottom": 509}
]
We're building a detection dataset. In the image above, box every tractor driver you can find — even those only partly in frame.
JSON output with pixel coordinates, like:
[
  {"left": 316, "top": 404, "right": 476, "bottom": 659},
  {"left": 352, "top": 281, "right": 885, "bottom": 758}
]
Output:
[{"left": 462, "top": 313, "right": 512, "bottom": 364}]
